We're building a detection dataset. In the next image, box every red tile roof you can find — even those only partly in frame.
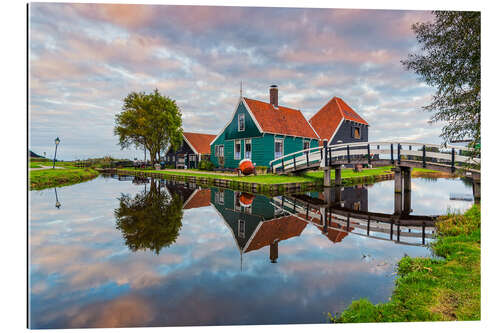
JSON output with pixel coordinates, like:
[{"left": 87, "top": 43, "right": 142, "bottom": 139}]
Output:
[
  {"left": 183, "top": 189, "right": 211, "bottom": 210},
  {"left": 244, "top": 215, "right": 307, "bottom": 253},
  {"left": 309, "top": 97, "right": 368, "bottom": 141},
  {"left": 183, "top": 132, "right": 217, "bottom": 154},
  {"left": 316, "top": 221, "right": 351, "bottom": 244},
  {"left": 243, "top": 98, "right": 319, "bottom": 139}
]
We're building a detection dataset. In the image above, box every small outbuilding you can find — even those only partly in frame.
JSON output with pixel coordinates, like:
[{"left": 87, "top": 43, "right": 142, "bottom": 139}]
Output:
[{"left": 166, "top": 132, "right": 216, "bottom": 169}]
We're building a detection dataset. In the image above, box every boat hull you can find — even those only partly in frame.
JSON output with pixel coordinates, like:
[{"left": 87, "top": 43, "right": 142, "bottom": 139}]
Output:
[{"left": 238, "top": 159, "right": 255, "bottom": 176}]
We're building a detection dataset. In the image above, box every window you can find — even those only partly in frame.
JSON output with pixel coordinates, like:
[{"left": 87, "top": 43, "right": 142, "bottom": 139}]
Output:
[
  {"left": 238, "top": 220, "right": 245, "bottom": 238},
  {"left": 216, "top": 189, "right": 224, "bottom": 205},
  {"left": 215, "top": 145, "right": 224, "bottom": 157},
  {"left": 244, "top": 139, "right": 252, "bottom": 159},
  {"left": 234, "top": 192, "right": 241, "bottom": 210},
  {"left": 353, "top": 127, "right": 361, "bottom": 139},
  {"left": 274, "top": 138, "right": 284, "bottom": 159},
  {"left": 234, "top": 141, "right": 241, "bottom": 160},
  {"left": 303, "top": 140, "right": 310, "bottom": 150},
  {"left": 238, "top": 113, "right": 245, "bottom": 132}
]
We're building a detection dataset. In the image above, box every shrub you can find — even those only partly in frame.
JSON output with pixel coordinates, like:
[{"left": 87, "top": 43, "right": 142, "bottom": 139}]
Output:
[{"left": 198, "top": 160, "right": 215, "bottom": 171}]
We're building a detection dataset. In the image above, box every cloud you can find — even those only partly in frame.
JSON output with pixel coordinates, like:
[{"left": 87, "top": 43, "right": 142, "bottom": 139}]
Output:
[{"left": 29, "top": 3, "right": 439, "bottom": 160}]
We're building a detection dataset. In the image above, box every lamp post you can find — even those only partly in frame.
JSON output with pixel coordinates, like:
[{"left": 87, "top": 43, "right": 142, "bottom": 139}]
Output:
[
  {"left": 54, "top": 188, "right": 61, "bottom": 209},
  {"left": 53, "top": 137, "right": 60, "bottom": 169}
]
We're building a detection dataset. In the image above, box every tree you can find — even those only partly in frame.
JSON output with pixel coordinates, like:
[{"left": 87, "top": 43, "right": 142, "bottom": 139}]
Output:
[
  {"left": 114, "top": 178, "right": 184, "bottom": 254},
  {"left": 114, "top": 89, "right": 183, "bottom": 164},
  {"left": 402, "top": 11, "right": 480, "bottom": 154}
]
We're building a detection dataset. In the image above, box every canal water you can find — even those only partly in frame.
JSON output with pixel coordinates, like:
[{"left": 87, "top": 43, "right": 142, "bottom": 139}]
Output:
[{"left": 28, "top": 175, "right": 473, "bottom": 328}]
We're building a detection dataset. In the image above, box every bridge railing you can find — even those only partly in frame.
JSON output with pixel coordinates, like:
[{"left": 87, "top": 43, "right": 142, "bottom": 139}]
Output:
[
  {"left": 271, "top": 196, "right": 435, "bottom": 245},
  {"left": 269, "top": 146, "right": 324, "bottom": 173},
  {"left": 270, "top": 141, "right": 480, "bottom": 174}
]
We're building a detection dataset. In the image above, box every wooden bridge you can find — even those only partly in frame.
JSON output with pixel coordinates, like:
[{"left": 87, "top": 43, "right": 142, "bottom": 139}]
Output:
[
  {"left": 269, "top": 141, "right": 481, "bottom": 202},
  {"left": 271, "top": 190, "right": 437, "bottom": 246}
]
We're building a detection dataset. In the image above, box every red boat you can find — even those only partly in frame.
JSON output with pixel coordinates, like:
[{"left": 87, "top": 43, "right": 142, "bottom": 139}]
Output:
[
  {"left": 239, "top": 192, "right": 255, "bottom": 207},
  {"left": 238, "top": 159, "right": 255, "bottom": 176}
]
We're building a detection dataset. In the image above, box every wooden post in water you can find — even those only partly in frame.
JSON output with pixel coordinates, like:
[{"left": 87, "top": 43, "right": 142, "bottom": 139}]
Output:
[
  {"left": 473, "top": 180, "right": 481, "bottom": 204},
  {"left": 324, "top": 167, "right": 332, "bottom": 187},
  {"left": 393, "top": 167, "right": 403, "bottom": 215},
  {"left": 402, "top": 167, "right": 412, "bottom": 214},
  {"left": 334, "top": 167, "right": 342, "bottom": 186}
]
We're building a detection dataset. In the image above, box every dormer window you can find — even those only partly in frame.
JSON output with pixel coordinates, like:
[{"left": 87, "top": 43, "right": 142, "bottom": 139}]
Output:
[
  {"left": 238, "top": 113, "right": 245, "bottom": 132},
  {"left": 353, "top": 126, "right": 361, "bottom": 139}
]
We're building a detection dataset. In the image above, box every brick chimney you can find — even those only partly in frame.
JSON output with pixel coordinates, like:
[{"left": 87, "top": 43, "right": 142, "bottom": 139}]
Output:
[{"left": 269, "top": 85, "right": 278, "bottom": 107}]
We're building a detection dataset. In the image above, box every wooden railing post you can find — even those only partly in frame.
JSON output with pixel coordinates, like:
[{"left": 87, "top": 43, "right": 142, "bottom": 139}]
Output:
[
  {"left": 347, "top": 145, "right": 351, "bottom": 163},
  {"left": 293, "top": 155, "right": 296, "bottom": 171},
  {"left": 451, "top": 148, "right": 455, "bottom": 172},
  {"left": 390, "top": 144, "right": 394, "bottom": 164},
  {"left": 422, "top": 145, "right": 426, "bottom": 168},
  {"left": 323, "top": 140, "right": 327, "bottom": 166},
  {"left": 422, "top": 222, "right": 426, "bottom": 245},
  {"left": 367, "top": 144, "right": 371, "bottom": 164},
  {"left": 281, "top": 158, "right": 285, "bottom": 172},
  {"left": 329, "top": 146, "right": 332, "bottom": 166},
  {"left": 397, "top": 143, "right": 401, "bottom": 163},
  {"left": 306, "top": 150, "right": 309, "bottom": 166}
]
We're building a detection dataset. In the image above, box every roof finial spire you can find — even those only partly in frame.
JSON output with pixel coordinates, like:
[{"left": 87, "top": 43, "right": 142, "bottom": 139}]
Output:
[{"left": 240, "top": 80, "right": 243, "bottom": 98}]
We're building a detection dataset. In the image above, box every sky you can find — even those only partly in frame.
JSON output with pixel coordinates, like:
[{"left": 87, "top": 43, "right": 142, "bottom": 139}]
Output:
[{"left": 29, "top": 2, "right": 441, "bottom": 161}]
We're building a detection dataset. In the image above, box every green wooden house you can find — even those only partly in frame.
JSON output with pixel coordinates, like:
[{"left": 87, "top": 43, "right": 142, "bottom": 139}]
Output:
[
  {"left": 209, "top": 188, "right": 307, "bottom": 263},
  {"left": 210, "top": 85, "right": 320, "bottom": 169}
]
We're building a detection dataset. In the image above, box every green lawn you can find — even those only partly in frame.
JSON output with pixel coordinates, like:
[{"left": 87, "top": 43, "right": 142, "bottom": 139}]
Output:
[
  {"left": 120, "top": 166, "right": 396, "bottom": 184},
  {"left": 29, "top": 162, "right": 42, "bottom": 168},
  {"left": 331, "top": 205, "right": 480, "bottom": 322},
  {"left": 29, "top": 167, "right": 99, "bottom": 190}
]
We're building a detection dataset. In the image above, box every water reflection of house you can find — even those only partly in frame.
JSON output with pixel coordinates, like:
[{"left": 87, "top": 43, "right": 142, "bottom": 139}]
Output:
[
  {"left": 210, "top": 188, "right": 307, "bottom": 263},
  {"left": 320, "top": 185, "right": 368, "bottom": 211},
  {"left": 182, "top": 188, "right": 211, "bottom": 210}
]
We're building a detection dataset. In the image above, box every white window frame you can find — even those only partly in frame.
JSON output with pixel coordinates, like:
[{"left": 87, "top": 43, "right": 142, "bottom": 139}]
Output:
[
  {"left": 238, "top": 219, "right": 245, "bottom": 238},
  {"left": 244, "top": 139, "right": 252, "bottom": 160},
  {"left": 274, "top": 138, "right": 284, "bottom": 159},
  {"left": 234, "top": 192, "right": 241, "bottom": 210},
  {"left": 303, "top": 139, "right": 310, "bottom": 151},
  {"left": 215, "top": 144, "right": 224, "bottom": 157},
  {"left": 234, "top": 140, "right": 241, "bottom": 160},
  {"left": 353, "top": 126, "right": 361, "bottom": 139},
  {"left": 216, "top": 189, "right": 224, "bottom": 205},
  {"left": 238, "top": 113, "right": 245, "bottom": 132}
]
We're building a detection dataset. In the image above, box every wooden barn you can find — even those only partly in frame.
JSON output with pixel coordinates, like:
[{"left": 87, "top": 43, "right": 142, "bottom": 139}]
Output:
[
  {"left": 309, "top": 97, "right": 369, "bottom": 146},
  {"left": 210, "top": 85, "right": 320, "bottom": 169},
  {"left": 166, "top": 132, "right": 216, "bottom": 169}
]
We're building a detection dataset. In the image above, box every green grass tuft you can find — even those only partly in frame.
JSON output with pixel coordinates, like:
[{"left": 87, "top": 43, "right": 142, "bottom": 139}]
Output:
[{"left": 333, "top": 205, "right": 480, "bottom": 323}]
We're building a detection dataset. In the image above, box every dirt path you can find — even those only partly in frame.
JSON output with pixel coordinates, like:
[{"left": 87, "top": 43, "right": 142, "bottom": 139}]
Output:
[{"left": 29, "top": 165, "right": 65, "bottom": 171}]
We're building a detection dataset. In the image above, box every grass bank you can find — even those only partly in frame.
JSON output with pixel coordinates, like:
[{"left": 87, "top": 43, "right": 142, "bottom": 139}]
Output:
[
  {"left": 29, "top": 168, "right": 99, "bottom": 190},
  {"left": 331, "top": 205, "right": 480, "bottom": 323},
  {"left": 118, "top": 166, "right": 397, "bottom": 185}
]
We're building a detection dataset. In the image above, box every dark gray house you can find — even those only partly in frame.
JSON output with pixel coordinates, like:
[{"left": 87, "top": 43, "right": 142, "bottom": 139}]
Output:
[
  {"left": 309, "top": 97, "right": 369, "bottom": 145},
  {"left": 165, "top": 132, "right": 216, "bottom": 169}
]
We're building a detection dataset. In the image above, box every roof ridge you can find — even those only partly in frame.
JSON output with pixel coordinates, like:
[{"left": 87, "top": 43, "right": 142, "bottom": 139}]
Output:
[
  {"left": 244, "top": 96, "right": 301, "bottom": 112},
  {"left": 333, "top": 97, "right": 346, "bottom": 121}
]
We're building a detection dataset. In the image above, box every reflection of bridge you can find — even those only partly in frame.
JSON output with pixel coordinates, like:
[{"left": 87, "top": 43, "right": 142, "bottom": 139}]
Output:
[
  {"left": 271, "top": 186, "right": 437, "bottom": 246},
  {"left": 269, "top": 141, "right": 481, "bottom": 202}
]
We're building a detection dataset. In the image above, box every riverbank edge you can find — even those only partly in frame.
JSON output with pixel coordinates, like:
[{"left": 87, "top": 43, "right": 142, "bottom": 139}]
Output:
[
  {"left": 331, "top": 204, "right": 481, "bottom": 323},
  {"left": 29, "top": 168, "right": 100, "bottom": 191},
  {"left": 104, "top": 168, "right": 396, "bottom": 195}
]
